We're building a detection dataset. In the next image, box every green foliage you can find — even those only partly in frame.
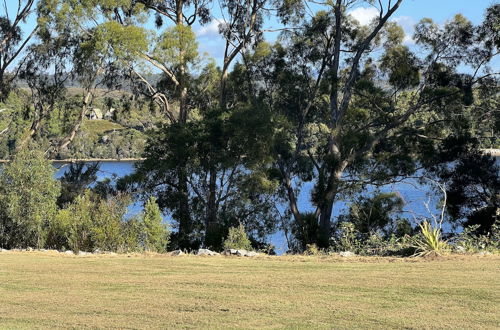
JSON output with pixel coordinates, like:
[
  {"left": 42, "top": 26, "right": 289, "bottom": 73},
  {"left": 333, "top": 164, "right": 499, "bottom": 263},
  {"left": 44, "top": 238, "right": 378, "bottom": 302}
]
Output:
[
  {"left": 336, "top": 222, "right": 362, "bottom": 253},
  {"left": 303, "top": 243, "right": 321, "bottom": 256},
  {"left": 453, "top": 222, "right": 500, "bottom": 253},
  {"left": 142, "top": 197, "right": 170, "bottom": 253},
  {"left": 58, "top": 162, "right": 99, "bottom": 207},
  {"left": 121, "top": 216, "right": 143, "bottom": 253},
  {"left": 380, "top": 46, "right": 420, "bottom": 89},
  {"left": 0, "top": 148, "right": 60, "bottom": 249},
  {"left": 291, "top": 212, "right": 319, "bottom": 251},
  {"left": 64, "top": 191, "right": 96, "bottom": 252},
  {"left": 53, "top": 190, "right": 133, "bottom": 253},
  {"left": 413, "top": 221, "right": 449, "bottom": 256},
  {"left": 156, "top": 25, "right": 198, "bottom": 66},
  {"left": 91, "top": 194, "right": 130, "bottom": 252},
  {"left": 344, "top": 192, "right": 404, "bottom": 235},
  {"left": 46, "top": 209, "right": 72, "bottom": 250},
  {"left": 223, "top": 223, "right": 252, "bottom": 251}
]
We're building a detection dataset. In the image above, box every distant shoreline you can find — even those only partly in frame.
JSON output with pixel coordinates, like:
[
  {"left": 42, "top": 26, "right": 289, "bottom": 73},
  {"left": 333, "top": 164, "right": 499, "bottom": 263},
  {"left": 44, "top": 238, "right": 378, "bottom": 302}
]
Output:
[
  {"left": 0, "top": 158, "right": 146, "bottom": 163},
  {"left": 482, "top": 149, "right": 500, "bottom": 157},
  {"left": 0, "top": 149, "right": 499, "bottom": 163}
]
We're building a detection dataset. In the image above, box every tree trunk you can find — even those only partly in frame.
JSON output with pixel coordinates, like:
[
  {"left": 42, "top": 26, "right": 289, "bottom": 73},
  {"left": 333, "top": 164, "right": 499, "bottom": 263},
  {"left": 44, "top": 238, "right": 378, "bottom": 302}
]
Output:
[
  {"left": 317, "top": 159, "right": 348, "bottom": 248},
  {"left": 205, "top": 166, "right": 219, "bottom": 248},
  {"left": 176, "top": 167, "right": 192, "bottom": 249}
]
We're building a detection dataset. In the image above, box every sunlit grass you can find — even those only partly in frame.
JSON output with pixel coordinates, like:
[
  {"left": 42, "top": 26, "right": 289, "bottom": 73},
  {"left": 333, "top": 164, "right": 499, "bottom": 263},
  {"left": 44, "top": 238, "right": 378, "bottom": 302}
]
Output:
[
  {"left": 82, "top": 119, "right": 125, "bottom": 135},
  {"left": 0, "top": 252, "right": 498, "bottom": 329}
]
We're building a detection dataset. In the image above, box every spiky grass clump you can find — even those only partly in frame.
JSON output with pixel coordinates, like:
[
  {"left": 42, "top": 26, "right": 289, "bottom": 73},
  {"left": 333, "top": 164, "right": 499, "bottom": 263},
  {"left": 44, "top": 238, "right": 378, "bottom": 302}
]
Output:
[{"left": 413, "top": 221, "right": 449, "bottom": 257}]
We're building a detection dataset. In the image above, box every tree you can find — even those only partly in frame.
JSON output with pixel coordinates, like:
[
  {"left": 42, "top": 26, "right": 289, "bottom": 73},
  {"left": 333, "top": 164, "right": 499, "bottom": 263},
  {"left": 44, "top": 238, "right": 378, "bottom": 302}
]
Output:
[
  {"left": 342, "top": 192, "right": 404, "bottom": 235},
  {"left": 421, "top": 135, "right": 500, "bottom": 234},
  {"left": 142, "top": 196, "right": 170, "bottom": 252},
  {"left": 132, "top": 99, "right": 279, "bottom": 250},
  {"left": 0, "top": 148, "right": 60, "bottom": 248},
  {"left": 57, "top": 162, "right": 100, "bottom": 207},
  {"left": 126, "top": 0, "right": 278, "bottom": 250},
  {"left": 223, "top": 223, "right": 252, "bottom": 251},
  {"left": 0, "top": 0, "right": 37, "bottom": 100},
  {"left": 247, "top": 1, "right": 498, "bottom": 248}
]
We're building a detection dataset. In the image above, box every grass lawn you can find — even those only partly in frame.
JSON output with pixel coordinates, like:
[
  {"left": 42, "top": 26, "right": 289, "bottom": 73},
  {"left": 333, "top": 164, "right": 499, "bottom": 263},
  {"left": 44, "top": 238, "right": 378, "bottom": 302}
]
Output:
[
  {"left": 82, "top": 120, "right": 126, "bottom": 135},
  {"left": 0, "top": 252, "right": 498, "bottom": 329}
]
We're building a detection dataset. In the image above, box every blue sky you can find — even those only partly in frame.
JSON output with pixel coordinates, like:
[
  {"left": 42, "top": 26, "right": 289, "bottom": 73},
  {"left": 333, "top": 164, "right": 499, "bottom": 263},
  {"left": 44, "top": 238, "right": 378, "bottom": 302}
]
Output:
[
  {"left": 195, "top": 0, "right": 498, "bottom": 63},
  {"left": 4, "top": 0, "right": 498, "bottom": 66}
]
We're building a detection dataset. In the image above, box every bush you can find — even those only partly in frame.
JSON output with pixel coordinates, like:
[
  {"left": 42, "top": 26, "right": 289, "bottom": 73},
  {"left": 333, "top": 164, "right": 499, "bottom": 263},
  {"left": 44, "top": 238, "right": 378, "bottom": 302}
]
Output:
[
  {"left": 291, "top": 212, "right": 319, "bottom": 252},
  {"left": 91, "top": 194, "right": 130, "bottom": 252},
  {"left": 453, "top": 221, "right": 500, "bottom": 253},
  {"left": 336, "top": 222, "right": 362, "bottom": 253},
  {"left": 412, "top": 221, "right": 449, "bottom": 256},
  {"left": 65, "top": 191, "right": 96, "bottom": 252},
  {"left": 0, "top": 148, "right": 60, "bottom": 249},
  {"left": 223, "top": 223, "right": 252, "bottom": 251},
  {"left": 121, "top": 216, "right": 143, "bottom": 253},
  {"left": 142, "top": 197, "right": 170, "bottom": 253},
  {"left": 304, "top": 243, "right": 321, "bottom": 255},
  {"left": 46, "top": 209, "right": 72, "bottom": 250},
  {"left": 52, "top": 190, "right": 134, "bottom": 253}
]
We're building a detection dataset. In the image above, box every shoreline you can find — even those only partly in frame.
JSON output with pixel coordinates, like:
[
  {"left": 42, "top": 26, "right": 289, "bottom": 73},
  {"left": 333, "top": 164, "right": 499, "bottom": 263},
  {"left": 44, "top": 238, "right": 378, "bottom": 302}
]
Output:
[
  {"left": 481, "top": 148, "right": 500, "bottom": 157},
  {"left": 0, "top": 158, "right": 146, "bottom": 163},
  {"left": 0, "top": 149, "right": 499, "bottom": 163}
]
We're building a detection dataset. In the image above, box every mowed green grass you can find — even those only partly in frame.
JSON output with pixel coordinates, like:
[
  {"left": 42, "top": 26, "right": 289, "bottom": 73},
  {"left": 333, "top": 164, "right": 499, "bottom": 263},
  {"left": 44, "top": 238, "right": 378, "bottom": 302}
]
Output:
[{"left": 0, "top": 253, "right": 498, "bottom": 329}]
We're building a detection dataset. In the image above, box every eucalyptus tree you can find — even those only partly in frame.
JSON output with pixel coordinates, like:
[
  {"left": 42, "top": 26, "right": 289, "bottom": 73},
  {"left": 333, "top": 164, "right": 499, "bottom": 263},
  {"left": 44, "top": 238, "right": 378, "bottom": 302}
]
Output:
[
  {"left": 16, "top": 21, "right": 73, "bottom": 150},
  {"left": 246, "top": 1, "right": 499, "bottom": 248},
  {"left": 128, "top": 0, "right": 280, "bottom": 249},
  {"left": 0, "top": 0, "right": 37, "bottom": 100},
  {"left": 32, "top": 0, "right": 149, "bottom": 155}
]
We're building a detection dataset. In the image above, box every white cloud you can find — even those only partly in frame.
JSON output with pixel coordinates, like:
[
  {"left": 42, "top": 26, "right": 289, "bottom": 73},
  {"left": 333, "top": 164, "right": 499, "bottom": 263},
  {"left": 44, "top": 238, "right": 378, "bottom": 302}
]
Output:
[
  {"left": 196, "top": 18, "right": 224, "bottom": 38},
  {"left": 393, "top": 16, "right": 417, "bottom": 45},
  {"left": 349, "top": 7, "right": 379, "bottom": 26}
]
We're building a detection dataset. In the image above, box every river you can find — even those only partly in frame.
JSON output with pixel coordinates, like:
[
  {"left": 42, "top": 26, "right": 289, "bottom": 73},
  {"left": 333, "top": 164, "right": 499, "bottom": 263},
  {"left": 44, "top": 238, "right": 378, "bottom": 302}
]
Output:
[{"left": 55, "top": 160, "right": 481, "bottom": 254}]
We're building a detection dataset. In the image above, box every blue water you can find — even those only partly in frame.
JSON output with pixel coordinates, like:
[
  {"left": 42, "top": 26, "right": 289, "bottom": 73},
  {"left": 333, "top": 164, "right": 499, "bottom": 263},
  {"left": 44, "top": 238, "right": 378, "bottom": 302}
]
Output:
[{"left": 55, "top": 161, "right": 453, "bottom": 254}]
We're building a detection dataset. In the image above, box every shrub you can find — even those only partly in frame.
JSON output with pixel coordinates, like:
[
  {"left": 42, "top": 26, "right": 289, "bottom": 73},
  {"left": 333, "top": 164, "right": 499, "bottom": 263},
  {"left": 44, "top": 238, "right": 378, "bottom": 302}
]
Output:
[
  {"left": 336, "top": 222, "right": 362, "bottom": 253},
  {"left": 46, "top": 209, "right": 72, "bottom": 250},
  {"left": 346, "top": 192, "right": 404, "bottom": 234},
  {"left": 291, "top": 212, "right": 319, "bottom": 251},
  {"left": 413, "top": 221, "right": 449, "bottom": 256},
  {"left": 54, "top": 191, "right": 134, "bottom": 253},
  {"left": 223, "top": 223, "right": 252, "bottom": 251},
  {"left": 66, "top": 191, "right": 95, "bottom": 252},
  {"left": 91, "top": 195, "right": 130, "bottom": 252},
  {"left": 121, "top": 216, "right": 143, "bottom": 253},
  {"left": 0, "top": 148, "right": 60, "bottom": 249},
  {"left": 142, "top": 197, "right": 170, "bottom": 253},
  {"left": 453, "top": 221, "right": 500, "bottom": 253},
  {"left": 304, "top": 243, "right": 321, "bottom": 255}
]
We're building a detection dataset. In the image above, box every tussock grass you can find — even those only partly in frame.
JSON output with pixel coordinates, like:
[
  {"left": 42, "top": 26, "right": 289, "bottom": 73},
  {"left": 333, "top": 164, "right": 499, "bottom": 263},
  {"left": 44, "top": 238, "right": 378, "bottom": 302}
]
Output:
[{"left": 0, "top": 252, "right": 498, "bottom": 329}]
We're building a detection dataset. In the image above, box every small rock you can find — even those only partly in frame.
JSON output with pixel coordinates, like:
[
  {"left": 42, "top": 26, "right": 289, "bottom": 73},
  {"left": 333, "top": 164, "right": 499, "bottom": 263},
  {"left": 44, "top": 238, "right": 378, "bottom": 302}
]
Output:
[
  {"left": 245, "top": 251, "right": 258, "bottom": 257},
  {"left": 40, "top": 249, "right": 47, "bottom": 252},
  {"left": 26, "top": 247, "right": 33, "bottom": 252},
  {"left": 93, "top": 249, "right": 102, "bottom": 254},
  {"left": 78, "top": 251, "right": 91, "bottom": 256},
  {"left": 197, "top": 249, "right": 218, "bottom": 256},
  {"left": 339, "top": 251, "right": 356, "bottom": 258},
  {"left": 455, "top": 246, "right": 466, "bottom": 253},
  {"left": 64, "top": 250, "right": 74, "bottom": 255},
  {"left": 236, "top": 249, "right": 248, "bottom": 257},
  {"left": 478, "top": 251, "right": 492, "bottom": 256},
  {"left": 171, "top": 250, "right": 184, "bottom": 256}
]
